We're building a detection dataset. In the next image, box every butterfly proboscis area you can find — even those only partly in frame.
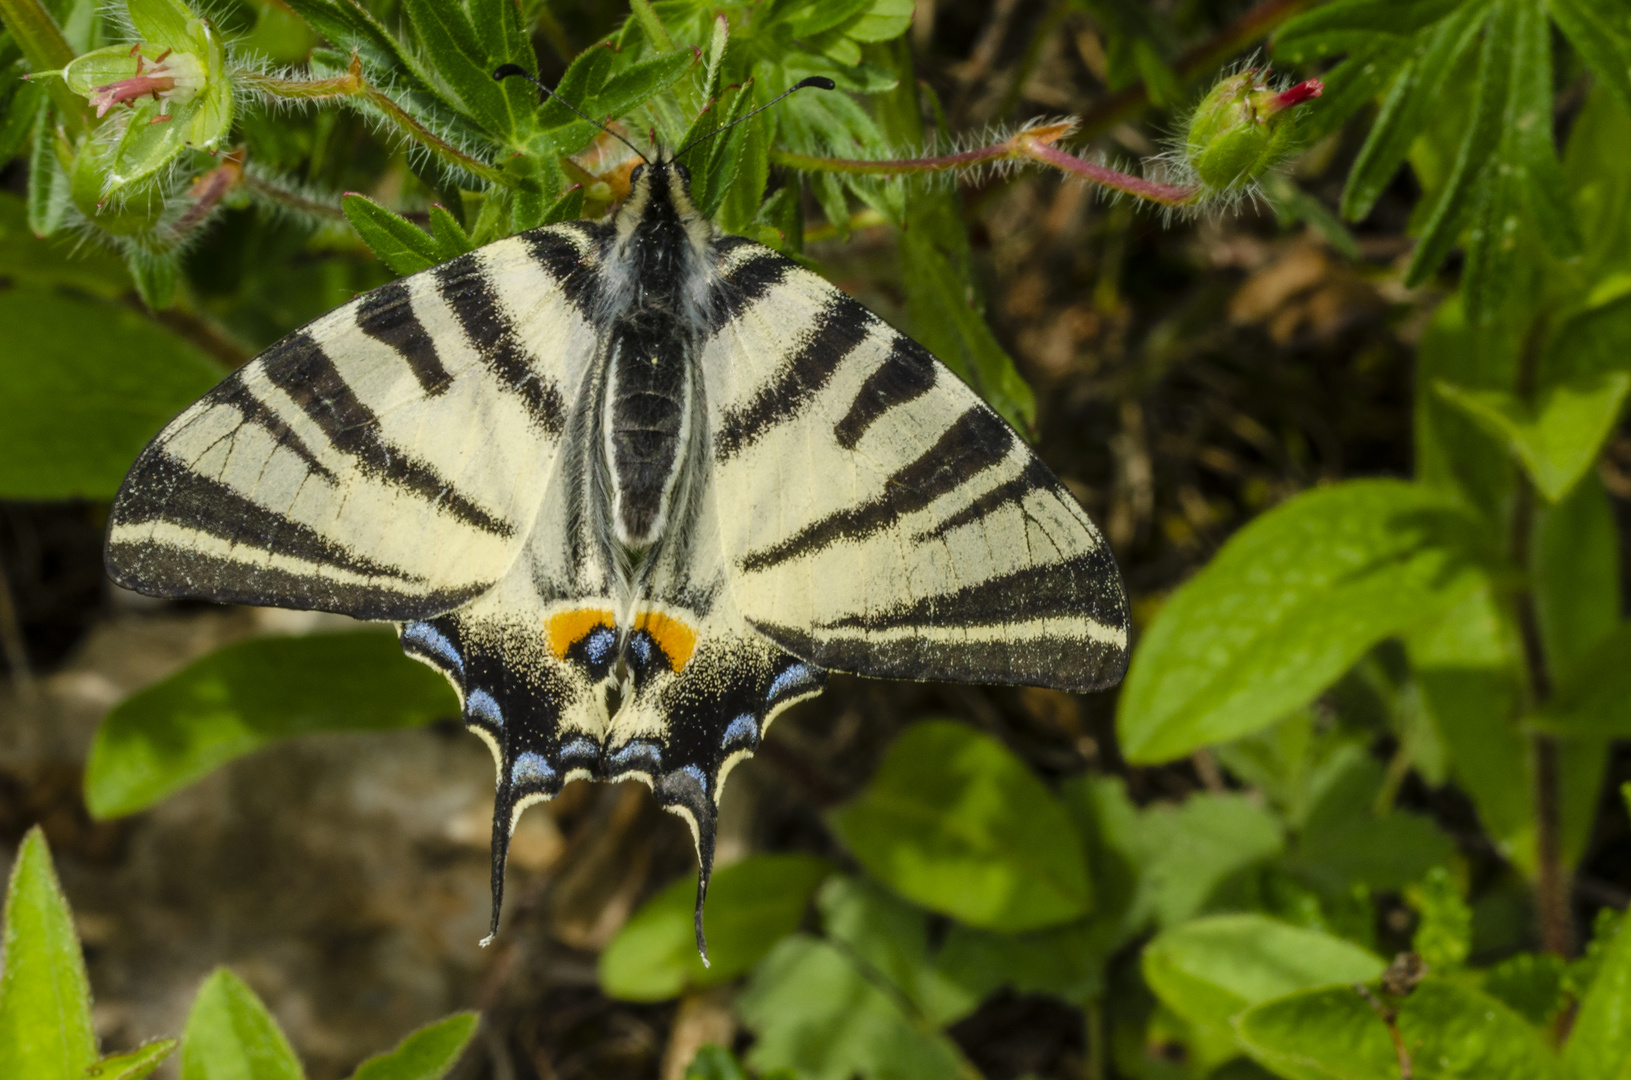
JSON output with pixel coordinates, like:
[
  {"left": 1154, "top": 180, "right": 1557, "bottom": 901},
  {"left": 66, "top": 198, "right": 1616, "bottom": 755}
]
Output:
[{"left": 104, "top": 72, "right": 1129, "bottom": 961}]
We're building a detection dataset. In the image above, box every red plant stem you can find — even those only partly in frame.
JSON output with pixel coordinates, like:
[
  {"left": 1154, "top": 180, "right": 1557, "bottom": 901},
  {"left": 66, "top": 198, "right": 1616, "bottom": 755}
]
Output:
[
  {"left": 770, "top": 130, "right": 1199, "bottom": 208},
  {"left": 1019, "top": 138, "right": 1198, "bottom": 206}
]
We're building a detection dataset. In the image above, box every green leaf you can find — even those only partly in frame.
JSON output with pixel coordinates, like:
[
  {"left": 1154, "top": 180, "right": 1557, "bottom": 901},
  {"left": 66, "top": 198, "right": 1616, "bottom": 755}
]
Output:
[
  {"left": 931, "top": 919, "right": 1110, "bottom": 1011},
  {"left": 738, "top": 935, "right": 965, "bottom": 1080},
  {"left": 1134, "top": 793, "right": 1285, "bottom": 929},
  {"left": 1239, "top": 978, "right": 1556, "bottom": 1080},
  {"left": 1117, "top": 480, "right": 1489, "bottom": 764},
  {"left": 1234, "top": 985, "right": 1397, "bottom": 1080},
  {"left": 1290, "top": 747, "right": 1456, "bottom": 893},
  {"left": 27, "top": 103, "right": 67, "bottom": 238},
  {"left": 427, "top": 204, "right": 475, "bottom": 260},
  {"left": 1480, "top": 952, "right": 1567, "bottom": 1026},
  {"left": 816, "top": 876, "right": 981, "bottom": 1027},
  {"left": 827, "top": 720, "right": 1092, "bottom": 931},
  {"left": 0, "top": 828, "right": 98, "bottom": 1080},
  {"left": 84, "top": 1040, "right": 180, "bottom": 1080},
  {"left": 1509, "top": 0, "right": 1580, "bottom": 258},
  {"left": 1565, "top": 911, "right": 1631, "bottom": 1080},
  {"left": 1273, "top": 0, "right": 1465, "bottom": 62},
  {"left": 342, "top": 194, "right": 441, "bottom": 276},
  {"left": 1404, "top": 1, "right": 1508, "bottom": 287},
  {"left": 688, "top": 80, "right": 757, "bottom": 220},
  {"left": 1432, "top": 373, "right": 1631, "bottom": 502},
  {"left": 348, "top": 1013, "right": 477, "bottom": 1080},
  {"left": 1406, "top": 867, "right": 1471, "bottom": 972},
  {"left": 125, "top": 0, "right": 202, "bottom": 51},
  {"left": 847, "top": 0, "right": 913, "bottom": 43},
  {"left": 0, "top": 284, "right": 223, "bottom": 499},
  {"left": 180, "top": 969, "right": 302, "bottom": 1080},
  {"left": 1533, "top": 624, "right": 1631, "bottom": 738},
  {"left": 598, "top": 854, "right": 831, "bottom": 1001},
  {"left": 1144, "top": 914, "right": 1384, "bottom": 1036},
  {"left": 1550, "top": 0, "right": 1631, "bottom": 117},
  {"left": 0, "top": 191, "right": 129, "bottom": 297},
  {"left": 85, "top": 632, "right": 458, "bottom": 819},
  {"left": 1340, "top": 7, "right": 1485, "bottom": 222},
  {"left": 400, "top": 0, "right": 520, "bottom": 141},
  {"left": 1394, "top": 980, "right": 1558, "bottom": 1079},
  {"left": 684, "top": 1045, "right": 748, "bottom": 1080}
]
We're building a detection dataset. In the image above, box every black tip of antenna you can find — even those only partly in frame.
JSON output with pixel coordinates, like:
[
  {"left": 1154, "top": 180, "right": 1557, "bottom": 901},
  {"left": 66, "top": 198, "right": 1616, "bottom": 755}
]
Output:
[
  {"left": 493, "top": 64, "right": 528, "bottom": 82},
  {"left": 797, "top": 76, "right": 837, "bottom": 91}
]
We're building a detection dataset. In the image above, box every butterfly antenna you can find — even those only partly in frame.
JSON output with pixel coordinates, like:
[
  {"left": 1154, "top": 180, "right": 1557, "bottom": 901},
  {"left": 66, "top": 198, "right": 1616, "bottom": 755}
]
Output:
[
  {"left": 493, "top": 64, "right": 649, "bottom": 163},
  {"left": 676, "top": 75, "right": 836, "bottom": 158}
]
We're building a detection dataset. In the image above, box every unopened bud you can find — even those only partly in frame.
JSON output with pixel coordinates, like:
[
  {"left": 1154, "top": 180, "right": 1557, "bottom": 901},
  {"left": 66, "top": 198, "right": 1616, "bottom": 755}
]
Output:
[{"left": 1185, "top": 71, "right": 1323, "bottom": 193}]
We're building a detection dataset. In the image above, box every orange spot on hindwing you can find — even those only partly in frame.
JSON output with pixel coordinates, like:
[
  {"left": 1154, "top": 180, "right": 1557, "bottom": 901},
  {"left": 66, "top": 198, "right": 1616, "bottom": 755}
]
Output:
[
  {"left": 546, "top": 608, "right": 617, "bottom": 659},
  {"left": 634, "top": 610, "right": 697, "bottom": 672}
]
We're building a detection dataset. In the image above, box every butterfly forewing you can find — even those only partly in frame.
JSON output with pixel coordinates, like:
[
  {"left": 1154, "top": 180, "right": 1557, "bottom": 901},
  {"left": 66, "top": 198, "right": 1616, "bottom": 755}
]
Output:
[
  {"left": 105, "top": 222, "right": 606, "bottom": 620},
  {"left": 700, "top": 243, "right": 1130, "bottom": 693}
]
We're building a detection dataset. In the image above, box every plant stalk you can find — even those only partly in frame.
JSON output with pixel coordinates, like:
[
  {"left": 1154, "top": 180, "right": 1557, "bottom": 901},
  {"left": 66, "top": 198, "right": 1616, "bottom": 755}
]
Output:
[
  {"left": 768, "top": 124, "right": 1200, "bottom": 208},
  {"left": 1509, "top": 315, "right": 1571, "bottom": 957},
  {"left": 236, "top": 58, "right": 521, "bottom": 190}
]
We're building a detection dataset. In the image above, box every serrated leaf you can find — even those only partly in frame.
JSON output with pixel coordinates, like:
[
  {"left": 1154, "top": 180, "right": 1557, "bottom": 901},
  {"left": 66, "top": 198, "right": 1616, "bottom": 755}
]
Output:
[
  {"left": 180, "top": 969, "right": 301, "bottom": 1080},
  {"left": 1144, "top": 915, "right": 1384, "bottom": 1035},
  {"left": 828, "top": 720, "right": 1092, "bottom": 931},
  {"left": 85, "top": 632, "right": 458, "bottom": 819},
  {"left": 0, "top": 285, "right": 222, "bottom": 498},
  {"left": 342, "top": 193, "right": 441, "bottom": 275},
  {"left": 84, "top": 1040, "right": 179, "bottom": 1080},
  {"left": 400, "top": 0, "right": 526, "bottom": 141},
  {"left": 1117, "top": 480, "right": 1490, "bottom": 764},
  {"left": 348, "top": 1013, "right": 477, "bottom": 1080},
  {"left": 1433, "top": 372, "right": 1631, "bottom": 501},
  {"left": 598, "top": 854, "right": 832, "bottom": 1001},
  {"left": 1565, "top": 912, "right": 1631, "bottom": 1080},
  {"left": 0, "top": 828, "right": 98, "bottom": 1080},
  {"left": 847, "top": 0, "right": 913, "bottom": 43}
]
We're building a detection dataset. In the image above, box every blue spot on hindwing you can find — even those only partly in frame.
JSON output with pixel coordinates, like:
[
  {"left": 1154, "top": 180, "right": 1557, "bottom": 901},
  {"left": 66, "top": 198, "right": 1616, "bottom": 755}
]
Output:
[
  {"left": 511, "top": 752, "right": 555, "bottom": 787},
  {"left": 721, "top": 713, "right": 759, "bottom": 751},
  {"left": 584, "top": 626, "right": 616, "bottom": 665},
  {"left": 402, "top": 621, "right": 464, "bottom": 677},
  {"left": 767, "top": 663, "right": 818, "bottom": 702},
  {"left": 466, "top": 688, "right": 503, "bottom": 728}
]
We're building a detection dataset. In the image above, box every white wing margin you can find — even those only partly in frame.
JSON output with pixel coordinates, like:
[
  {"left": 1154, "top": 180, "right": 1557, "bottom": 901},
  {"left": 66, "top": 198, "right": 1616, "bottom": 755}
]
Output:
[
  {"left": 701, "top": 240, "right": 1129, "bottom": 692},
  {"left": 106, "top": 221, "right": 608, "bottom": 620}
]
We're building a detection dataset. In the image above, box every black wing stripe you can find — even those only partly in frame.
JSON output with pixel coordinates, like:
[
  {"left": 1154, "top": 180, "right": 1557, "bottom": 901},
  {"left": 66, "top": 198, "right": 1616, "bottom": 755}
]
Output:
[
  {"left": 113, "top": 452, "right": 426, "bottom": 583},
  {"left": 832, "top": 337, "right": 938, "bottom": 450},
  {"left": 261, "top": 331, "right": 516, "bottom": 538},
  {"left": 521, "top": 226, "right": 604, "bottom": 319},
  {"left": 707, "top": 250, "right": 792, "bottom": 333},
  {"left": 433, "top": 255, "right": 568, "bottom": 436},
  {"left": 910, "top": 458, "right": 1056, "bottom": 543},
  {"left": 713, "top": 294, "right": 873, "bottom": 462},
  {"left": 105, "top": 542, "right": 480, "bottom": 620},
  {"left": 739, "top": 406, "right": 1015, "bottom": 572},
  {"left": 355, "top": 279, "right": 453, "bottom": 395},
  {"left": 819, "top": 550, "right": 1122, "bottom": 631},
  {"left": 220, "top": 388, "right": 338, "bottom": 483}
]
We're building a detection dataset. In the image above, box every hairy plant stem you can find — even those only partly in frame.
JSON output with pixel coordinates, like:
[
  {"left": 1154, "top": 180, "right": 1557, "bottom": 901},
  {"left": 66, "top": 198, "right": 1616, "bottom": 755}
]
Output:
[
  {"left": 1510, "top": 317, "right": 1571, "bottom": 957},
  {"left": 768, "top": 124, "right": 1200, "bottom": 208},
  {"left": 236, "top": 57, "right": 520, "bottom": 190}
]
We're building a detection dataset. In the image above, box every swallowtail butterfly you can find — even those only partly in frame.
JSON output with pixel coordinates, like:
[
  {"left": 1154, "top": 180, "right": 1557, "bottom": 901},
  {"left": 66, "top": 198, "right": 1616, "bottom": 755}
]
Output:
[{"left": 105, "top": 72, "right": 1130, "bottom": 957}]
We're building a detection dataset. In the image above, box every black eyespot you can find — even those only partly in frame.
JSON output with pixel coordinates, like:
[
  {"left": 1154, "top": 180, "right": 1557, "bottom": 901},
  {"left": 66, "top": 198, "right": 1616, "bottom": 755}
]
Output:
[
  {"left": 673, "top": 161, "right": 691, "bottom": 184},
  {"left": 630, "top": 163, "right": 645, "bottom": 184}
]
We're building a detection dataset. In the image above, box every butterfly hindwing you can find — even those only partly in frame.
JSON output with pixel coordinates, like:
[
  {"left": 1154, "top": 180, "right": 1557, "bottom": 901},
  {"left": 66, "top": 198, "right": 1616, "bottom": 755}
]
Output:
[
  {"left": 106, "top": 221, "right": 609, "bottom": 620},
  {"left": 702, "top": 242, "right": 1130, "bottom": 693}
]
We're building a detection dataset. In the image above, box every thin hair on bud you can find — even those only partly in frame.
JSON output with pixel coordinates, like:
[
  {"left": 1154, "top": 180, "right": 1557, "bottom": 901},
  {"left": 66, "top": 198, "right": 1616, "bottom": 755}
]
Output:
[{"left": 493, "top": 64, "right": 649, "bottom": 163}]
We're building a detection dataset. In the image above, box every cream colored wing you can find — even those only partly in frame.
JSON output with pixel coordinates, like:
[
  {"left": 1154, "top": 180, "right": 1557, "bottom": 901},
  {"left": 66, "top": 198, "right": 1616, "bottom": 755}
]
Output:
[
  {"left": 106, "top": 221, "right": 609, "bottom": 621},
  {"left": 701, "top": 240, "right": 1129, "bottom": 693}
]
